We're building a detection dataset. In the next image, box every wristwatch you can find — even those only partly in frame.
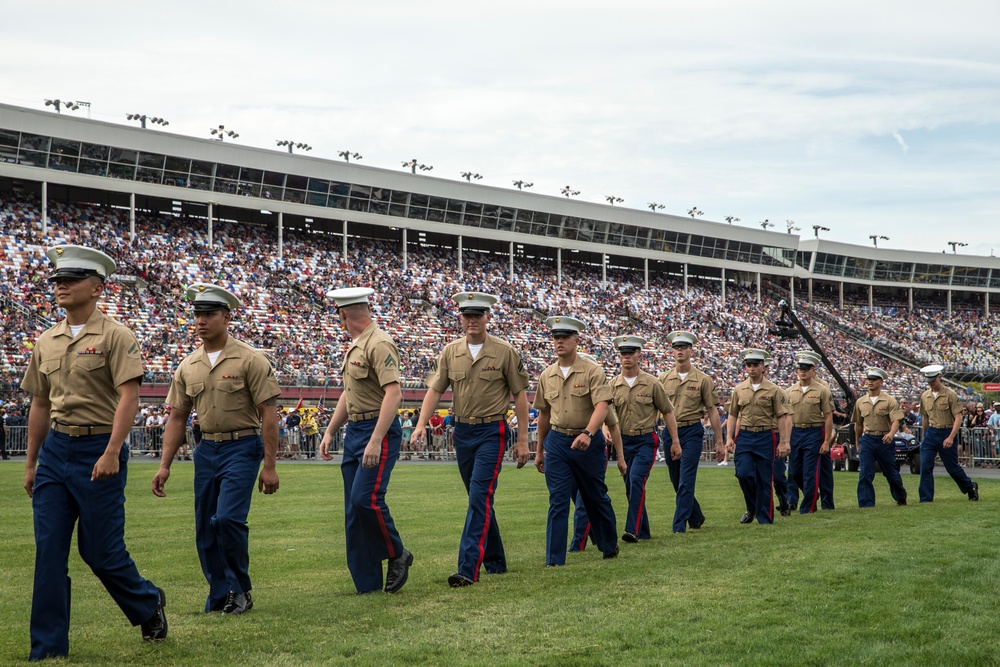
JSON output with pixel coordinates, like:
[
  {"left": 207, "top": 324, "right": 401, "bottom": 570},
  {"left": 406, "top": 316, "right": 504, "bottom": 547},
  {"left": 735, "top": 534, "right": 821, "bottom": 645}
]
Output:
[{"left": 581, "top": 429, "right": 593, "bottom": 438}]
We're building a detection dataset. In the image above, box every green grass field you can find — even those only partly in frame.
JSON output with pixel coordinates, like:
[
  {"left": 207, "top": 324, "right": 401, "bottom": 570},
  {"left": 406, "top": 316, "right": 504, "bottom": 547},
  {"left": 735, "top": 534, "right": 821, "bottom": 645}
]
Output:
[{"left": 0, "top": 461, "right": 996, "bottom": 666}]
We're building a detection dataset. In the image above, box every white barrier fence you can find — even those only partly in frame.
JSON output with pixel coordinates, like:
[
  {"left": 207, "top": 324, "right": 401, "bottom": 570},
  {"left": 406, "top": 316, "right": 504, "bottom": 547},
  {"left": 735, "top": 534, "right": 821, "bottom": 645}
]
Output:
[{"left": 3, "top": 424, "right": 997, "bottom": 468}]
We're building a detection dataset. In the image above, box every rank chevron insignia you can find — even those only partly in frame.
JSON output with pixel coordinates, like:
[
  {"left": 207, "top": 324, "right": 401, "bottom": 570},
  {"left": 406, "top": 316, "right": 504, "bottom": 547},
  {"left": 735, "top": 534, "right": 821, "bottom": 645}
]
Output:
[{"left": 384, "top": 353, "right": 397, "bottom": 368}]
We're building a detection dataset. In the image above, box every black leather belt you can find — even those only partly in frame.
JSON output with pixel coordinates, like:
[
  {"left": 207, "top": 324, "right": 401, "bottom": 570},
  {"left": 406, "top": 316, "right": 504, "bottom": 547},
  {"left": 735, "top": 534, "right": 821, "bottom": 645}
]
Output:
[
  {"left": 348, "top": 411, "right": 380, "bottom": 422},
  {"left": 201, "top": 428, "right": 261, "bottom": 442},
  {"left": 740, "top": 426, "right": 773, "bottom": 433},
  {"left": 454, "top": 414, "right": 506, "bottom": 425},
  {"left": 52, "top": 422, "right": 113, "bottom": 437}
]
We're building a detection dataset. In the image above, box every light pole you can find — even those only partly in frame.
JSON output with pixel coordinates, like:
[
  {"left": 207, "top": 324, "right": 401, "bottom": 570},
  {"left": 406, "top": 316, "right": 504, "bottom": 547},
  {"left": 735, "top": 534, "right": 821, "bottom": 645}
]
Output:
[
  {"left": 812, "top": 225, "right": 830, "bottom": 238},
  {"left": 402, "top": 159, "right": 432, "bottom": 173},
  {"left": 460, "top": 171, "right": 483, "bottom": 182},
  {"left": 687, "top": 207, "right": 703, "bottom": 218},
  {"left": 605, "top": 196, "right": 623, "bottom": 206},
  {"left": 512, "top": 180, "right": 533, "bottom": 190},
  {"left": 560, "top": 186, "right": 580, "bottom": 198},
  {"left": 760, "top": 220, "right": 774, "bottom": 230},
  {"left": 45, "top": 99, "right": 79, "bottom": 114},
  {"left": 869, "top": 235, "right": 889, "bottom": 247},
  {"left": 75, "top": 101, "right": 92, "bottom": 118},
  {"left": 786, "top": 220, "right": 801, "bottom": 234},
  {"left": 276, "top": 140, "right": 312, "bottom": 154},
  {"left": 338, "top": 151, "right": 362, "bottom": 162},
  {"left": 725, "top": 216, "right": 740, "bottom": 225},
  {"left": 948, "top": 241, "right": 968, "bottom": 253},
  {"left": 648, "top": 203, "right": 665, "bottom": 212},
  {"left": 211, "top": 125, "right": 239, "bottom": 141},
  {"left": 127, "top": 114, "right": 169, "bottom": 129}
]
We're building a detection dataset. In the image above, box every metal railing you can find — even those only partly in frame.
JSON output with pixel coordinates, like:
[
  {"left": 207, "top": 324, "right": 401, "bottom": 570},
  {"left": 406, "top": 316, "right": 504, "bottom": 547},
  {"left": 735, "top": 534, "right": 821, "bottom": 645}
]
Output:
[{"left": 4, "top": 423, "right": 997, "bottom": 468}]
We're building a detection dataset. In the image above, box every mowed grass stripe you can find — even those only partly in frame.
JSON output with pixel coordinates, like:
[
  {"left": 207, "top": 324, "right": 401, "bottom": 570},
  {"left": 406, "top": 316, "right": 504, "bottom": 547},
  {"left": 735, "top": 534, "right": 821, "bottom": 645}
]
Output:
[{"left": 0, "top": 462, "right": 995, "bottom": 666}]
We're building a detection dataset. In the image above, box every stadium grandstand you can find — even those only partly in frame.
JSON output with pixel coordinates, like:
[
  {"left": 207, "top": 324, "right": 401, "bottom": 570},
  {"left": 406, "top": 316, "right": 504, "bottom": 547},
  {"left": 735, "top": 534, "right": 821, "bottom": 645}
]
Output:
[{"left": 2, "top": 101, "right": 999, "bottom": 412}]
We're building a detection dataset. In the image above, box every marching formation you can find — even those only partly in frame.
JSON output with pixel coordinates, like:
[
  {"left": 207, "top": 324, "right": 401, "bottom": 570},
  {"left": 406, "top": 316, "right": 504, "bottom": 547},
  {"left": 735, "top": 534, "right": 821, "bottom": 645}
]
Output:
[{"left": 17, "top": 244, "right": 981, "bottom": 662}]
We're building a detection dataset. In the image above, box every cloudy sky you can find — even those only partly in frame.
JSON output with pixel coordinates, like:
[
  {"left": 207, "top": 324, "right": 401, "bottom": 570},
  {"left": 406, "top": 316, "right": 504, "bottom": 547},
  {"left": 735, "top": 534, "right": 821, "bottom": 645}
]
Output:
[{"left": 5, "top": 1, "right": 1000, "bottom": 255}]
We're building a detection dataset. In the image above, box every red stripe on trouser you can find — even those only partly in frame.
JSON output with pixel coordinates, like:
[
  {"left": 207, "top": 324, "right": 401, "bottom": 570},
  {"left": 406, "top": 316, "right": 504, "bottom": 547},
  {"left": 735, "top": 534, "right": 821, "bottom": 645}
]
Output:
[
  {"left": 579, "top": 523, "right": 590, "bottom": 551},
  {"left": 635, "top": 471, "right": 650, "bottom": 533},
  {"left": 371, "top": 433, "right": 395, "bottom": 559},
  {"left": 473, "top": 421, "right": 505, "bottom": 581},
  {"left": 768, "top": 430, "right": 776, "bottom": 521}
]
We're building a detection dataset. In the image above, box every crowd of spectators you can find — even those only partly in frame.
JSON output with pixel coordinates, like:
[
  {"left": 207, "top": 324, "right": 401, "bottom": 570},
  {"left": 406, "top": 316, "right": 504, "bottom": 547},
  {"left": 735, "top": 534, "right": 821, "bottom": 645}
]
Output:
[{"left": 0, "top": 193, "right": 989, "bottom": 412}]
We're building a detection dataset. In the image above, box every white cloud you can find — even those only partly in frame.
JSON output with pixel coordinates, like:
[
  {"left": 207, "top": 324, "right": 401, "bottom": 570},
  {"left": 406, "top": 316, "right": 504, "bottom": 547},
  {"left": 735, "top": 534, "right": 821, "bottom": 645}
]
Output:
[
  {"left": 892, "top": 131, "right": 910, "bottom": 153},
  {"left": 3, "top": 0, "right": 1000, "bottom": 254}
]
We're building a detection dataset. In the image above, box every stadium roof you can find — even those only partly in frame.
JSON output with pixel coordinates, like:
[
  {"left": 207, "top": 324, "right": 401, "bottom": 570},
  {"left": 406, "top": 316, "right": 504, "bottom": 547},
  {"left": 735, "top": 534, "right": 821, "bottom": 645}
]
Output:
[{"left": 2, "top": 102, "right": 999, "bottom": 296}]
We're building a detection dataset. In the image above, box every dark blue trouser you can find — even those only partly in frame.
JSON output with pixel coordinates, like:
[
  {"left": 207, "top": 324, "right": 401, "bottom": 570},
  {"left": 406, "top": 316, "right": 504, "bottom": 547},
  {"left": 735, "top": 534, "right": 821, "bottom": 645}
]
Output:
[
  {"left": 734, "top": 429, "right": 777, "bottom": 524},
  {"left": 30, "top": 430, "right": 160, "bottom": 661},
  {"left": 570, "top": 443, "right": 613, "bottom": 551},
  {"left": 789, "top": 426, "right": 824, "bottom": 513},
  {"left": 454, "top": 421, "right": 508, "bottom": 580},
  {"left": 786, "top": 442, "right": 800, "bottom": 510},
  {"left": 622, "top": 433, "right": 655, "bottom": 539},
  {"left": 342, "top": 417, "right": 404, "bottom": 593},
  {"left": 569, "top": 489, "right": 592, "bottom": 552},
  {"left": 773, "top": 454, "right": 789, "bottom": 509},
  {"left": 818, "top": 447, "right": 835, "bottom": 510},
  {"left": 193, "top": 434, "right": 263, "bottom": 611},
  {"left": 666, "top": 422, "right": 706, "bottom": 533},
  {"left": 857, "top": 434, "right": 907, "bottom": 507},
  {"left": 544, "top": 430, "right": 617, "bottom": 565},
  {"left": 919, "top": 427, "right": 975, "bottom": 502}
]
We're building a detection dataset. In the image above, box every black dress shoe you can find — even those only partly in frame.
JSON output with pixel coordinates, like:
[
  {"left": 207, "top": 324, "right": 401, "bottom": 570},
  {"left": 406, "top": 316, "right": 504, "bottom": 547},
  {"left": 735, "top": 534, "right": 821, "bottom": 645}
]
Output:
[
  {"left": 448, "top": 573, "right": 475, "bottom": 587},
  {"left": 969, "top": 481, "right": 980, "bottom": 501},
  {"left": 896, "top": 495, "right": 907, "bottom": 506},
  {"left": 603, "top": 547, "right": 620, "bottom": 559},
  {"left": 221, "top": 590, "right": 252, "bottom": 615},
  {"left": 621, "top": 532, "right": 638, "bottom": 543},
  {"left": 779, "top": 507, "right": 792, "bottom": 517},
  {"left": 141, "top": 587, "right": 167, "bottom": 642},
  {"left": 689, "top": 519, "right": 704, "bottom": 530},
  {"left": 740, "top": 511, "right": 755, "bottom": 524},
  {"left": 385, "top": 549, "right": 413, "bottom": 594}
]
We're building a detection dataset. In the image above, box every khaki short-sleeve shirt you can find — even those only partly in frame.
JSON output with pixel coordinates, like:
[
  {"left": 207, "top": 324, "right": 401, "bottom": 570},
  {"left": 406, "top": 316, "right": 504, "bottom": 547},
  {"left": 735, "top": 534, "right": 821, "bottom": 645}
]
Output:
[
  {"left": 21, "top": 308, "right": 143, "bottom": 425},
  {"left": 611, "top": 371, "right": 674, "bottom": 434},
  {"left": 342, "top": 322, "right": 401, "bottom": 415},
  {"left": 726, "top": 378, "right": 793, "bottom": 429},
  {"left": 425, "top": 334, "right": 529, "bottom": 418},
  {"left": 166, "top": 335, "right": 280, "bottom": 433},
  {"left": 533, "top": 356, "right": 613, "bottom": 430},
  {"left": 851, "top": 392, "right": 905, "bottom": 432},
  {"left": 658, "top": 366, "right": 719, "bottom": 423},
  {"left": 919, "top": 387, "right": 963, "bottom": 429},
  {"left": 784, "top": 381, "right": 834, "bottom": 425}
]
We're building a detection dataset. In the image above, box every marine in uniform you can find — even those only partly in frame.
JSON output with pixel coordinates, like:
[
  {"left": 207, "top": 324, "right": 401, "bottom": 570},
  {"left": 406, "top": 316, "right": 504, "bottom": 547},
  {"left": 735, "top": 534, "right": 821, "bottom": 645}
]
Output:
[
  {"left": 783, "top": 351, "right": 835, "bottom": 514},
  {"left": 725, "top": 348, "right": 792, "bottom": 525},
  {"left": 21, "top": 245, "right": 166, "bottom": 661},
  {"left": 917, "top": 364, "right": 979, "bottom": 502},
  {"left": 320, "top": 288, "right": 411, "bottom": 594},
  {"left": 610, "top": 335, "right": 678, "bottom": 542},
  {"left": 413, "top": 292, "right": 531, "bottom": 587},
  {"left": 657, "top": 331, "right": 725, "bottom": 533},
  {"left": 153, "top": 284, "right": 281, "bottom": 615},
  {"left": 533, "top": 316, "right": 620, "bottom": 566},
  {"left": 851, "top": 368, "right": 908, "bottom": 508}
]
